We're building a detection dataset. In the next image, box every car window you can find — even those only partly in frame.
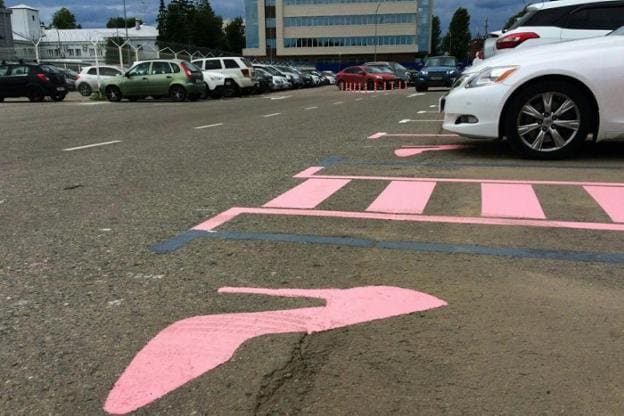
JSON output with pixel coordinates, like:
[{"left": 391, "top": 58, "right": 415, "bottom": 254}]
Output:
[
  {"left": 223, "top": 59, "right": 240, "bottom": 69},
  {"left": 0, "top": 66, "right": 8, "bottom": 76},
  {"left": 88, "top": 68, "right": 98, "bottom": 75},
  {"left": 128, "top": 62, "right": 151, "bottom": 76},
  {"left": 241, "top": 58, "right": 253, "bottom": 68},
  {"left": 151, "top": 62, "right": 173, "bottom": 75},
  {"left": 426, "top": 57, "right": 456, "bottom": 67},
  {"left": 509, "top": 6, "right": 575, "bottom": 30},
  {"left": 101, "top": 67, "right": 121, "bottom": 76},
  {"left": 203, "top": 60, "right": 222, "bottom": 70},
  {"left": 185, "top": 62, "right": 202, "bottom": 73},
  {"left": 564, "top": 6, "right": 624, "bottom": 30},
  {"left": 608, "top": 26, "right": 624, "bottom": 35},
  {"left": 9, "top": 65, "right": 29, "bottom": 76}
]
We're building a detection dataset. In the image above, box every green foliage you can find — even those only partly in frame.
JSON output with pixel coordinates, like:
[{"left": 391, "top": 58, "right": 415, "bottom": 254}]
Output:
[
  {"left": 224, "top": 17, "right": 245, "bottom": 53},
  {"left": 430, "top": 16, "right": 442, "bottom": 55},
  {"left": 442, "top": 8, "right": 471, "bottom": 60},
  {"left": 157, "top": 0, "right": 242, "bottom": 52},
  {"left": 52, "top": 7, "right": 78, "bottom": 29},
  {"left": 0, "top": 0, "right": 5, "bottom": 9},
  {"left": 106, "top": 17, "right": 139, "bottom": 29}
]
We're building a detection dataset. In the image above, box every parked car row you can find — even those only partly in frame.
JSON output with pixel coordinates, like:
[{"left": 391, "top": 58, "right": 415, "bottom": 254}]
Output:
[{"left": 0, "top": 60, "right": 68, "bottom": 102}]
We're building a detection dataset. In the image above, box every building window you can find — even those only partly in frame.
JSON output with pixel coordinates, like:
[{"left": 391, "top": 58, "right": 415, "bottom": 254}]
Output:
[
  {"left": 284, "top": 14, "right": 416, "bottom": 27},
  {"left": 284, "top": 35, "right": 416, "bottom": 48},
  {"left": 244, "top": 0, "right": 260, "bottom": 49}
]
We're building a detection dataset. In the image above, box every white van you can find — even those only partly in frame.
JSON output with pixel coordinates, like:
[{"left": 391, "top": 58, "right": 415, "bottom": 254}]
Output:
[{"left": 191, "top": 57, "right": 255, "bottom": 96}]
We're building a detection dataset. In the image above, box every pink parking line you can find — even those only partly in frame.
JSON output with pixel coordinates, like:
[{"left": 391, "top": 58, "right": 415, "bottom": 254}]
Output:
[
  {"left": 584, "top": 186, "right": 624, "bottom": 223},
  {"left": 295, "top": 168, "right": 624, "bottom": 188},
  {"left": 367, "top": 181, "right": 436, "bottom": 214},
  {"left": 263, "top": 178, "right": 350, "bottom": 209},
  {"left": 481, "top": 183, "right": 546, "bottom": 219},
  {"left": 192, "top": 207, "right": 624, "bottom": 233}
]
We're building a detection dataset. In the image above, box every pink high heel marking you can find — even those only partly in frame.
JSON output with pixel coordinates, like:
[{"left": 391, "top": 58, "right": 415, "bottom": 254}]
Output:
[{"left": 104, "top": 286, "right": 447, "bottom": 415}]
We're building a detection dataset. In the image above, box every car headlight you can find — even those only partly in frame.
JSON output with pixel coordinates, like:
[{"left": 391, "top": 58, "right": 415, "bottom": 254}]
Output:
[
  {"left": 466, "top": 66, "right": 518, "bottom": 88},
  {"left": 419, "top": 70, "right": 428, "bottom": 76},
  {"left": 375, "top": 76, "right": 383, "bottom": 80}
]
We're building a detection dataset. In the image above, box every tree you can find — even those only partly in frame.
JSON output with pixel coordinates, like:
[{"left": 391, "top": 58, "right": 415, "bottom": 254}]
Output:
[
  {"left": 442, "top": 8, "right": 471, "bottom": 60},
  {"left": 157, "top": 0, "right": 227, "bottom": 50},
  {"left": 52, "top": 7, "right": 78, "bottom": 29},
  {"left": 190, "top": 0, "right": 225, "bottom": 49},
  {"left": 224, "top": 17, "right": 245, "bottom": 53},
  {"left": 0, "top": 0, "right": 5, "bottom": 9},
  {"left": 430, "top": 15, "right": 442, "bottom": 55},
  {"left": 106, "top": 17, "right": 139, "bottom": 29}
]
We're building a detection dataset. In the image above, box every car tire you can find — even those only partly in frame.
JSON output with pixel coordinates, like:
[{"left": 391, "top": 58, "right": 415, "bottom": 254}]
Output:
[
  {"left": 169, "top": 85, "right": 187, "bottom": 102},
  {"left": 78, "top": 83, "right": 92, "bottom": 97},
  {"left": 504, "top": 81, "right": 591, "bottom": 159},
  {"left": 415, "top": 85, "right": 428, "bottom": 92},
  {"left": 0, "top": 97, "right": 4, "bottom": 102},
  {"left": 222, "top": 82, "right": 239, "bottom": 98},
  {"left": 52, "top": 93, "right": 66, "bottom": 102},
  {"left": 105, "top": 86, "right": 122, "bottom": 102},
  {"left": 27, "top": 87, "right": 44, "bottom": 102}
]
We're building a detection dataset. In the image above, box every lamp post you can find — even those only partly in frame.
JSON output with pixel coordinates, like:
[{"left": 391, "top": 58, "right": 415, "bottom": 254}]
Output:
[
  {"left": 123, "top": 0, "right": 131, "bottom": 65},
  {"left": 373, "top": 0, "right": 381, "bottom": 61}
]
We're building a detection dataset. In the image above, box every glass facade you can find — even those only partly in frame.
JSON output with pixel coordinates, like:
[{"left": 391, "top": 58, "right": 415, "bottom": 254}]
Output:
[
  {"left": 284, "top": 14, "right": 416, "bottom": 26},
  {"left": 244, "top": 0, "right": 260, "bottom": 49},
  {"left": 417, "top": 0, "right": 432, "bottom": 52},
  {"left": 284, "top": 35, "right": 416, "bottom": 48}
]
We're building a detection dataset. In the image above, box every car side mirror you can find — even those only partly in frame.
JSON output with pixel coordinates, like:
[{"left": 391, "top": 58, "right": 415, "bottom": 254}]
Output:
[{"left": 125, "top": 72, "right": 131, "bottom": 78}]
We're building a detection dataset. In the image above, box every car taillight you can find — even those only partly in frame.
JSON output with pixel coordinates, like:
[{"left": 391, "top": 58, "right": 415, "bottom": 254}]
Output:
[
  {"left": 75, "top": 75, "right": 80, "bottom": 80},
  {"left": 496, "top": 32, "right": 540, "bottom": 49},
  {"left": 241, "top": 68, "right": 250, "bottom": 77},
  {"left": 36, "top": 73, "right": 49, "bottom": 82},
  {"left": 180, "top": 62, "right": 193, "bottom": 80}
]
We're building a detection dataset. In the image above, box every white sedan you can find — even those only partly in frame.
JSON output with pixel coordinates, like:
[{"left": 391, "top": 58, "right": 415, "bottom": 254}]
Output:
[{"left": 442, "top": 29, "right": 624, "bottom": 158}]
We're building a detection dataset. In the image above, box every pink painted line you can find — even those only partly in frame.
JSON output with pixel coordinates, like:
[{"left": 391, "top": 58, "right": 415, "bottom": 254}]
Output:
[
  {"left": 368, "top": 132, "right": 387, "bottom": 139},
  {"left": 367, "top": 181, "right": 436, "bottom": 214},
  {"left": 192, "top": 206, "right": 624, "bottom": 233},
  {"left": 104, "top": 286, "right": 447, "bottom": 415},
  {"left": 481, "top": 183, "right": 545, "bottom": 220},
  {"left": 296, "top": 168, "right": 624, "bottom": 188},
  {"left": 584, "top": 186, "right": 624, "bottom": 223},
  {"left": 293, "top": 166, "right": 325, "bottom": 178},
  {"left": 263, "top": 178, "right": 351, "bottom": 209},
  {"left": 395, "top": 145, "right": 467, "bottom": 158}
]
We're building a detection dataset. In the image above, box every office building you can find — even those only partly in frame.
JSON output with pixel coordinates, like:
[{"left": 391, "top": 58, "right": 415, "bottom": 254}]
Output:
[{"left": 243, "top": 0, "right": 432, "bottom": 64}]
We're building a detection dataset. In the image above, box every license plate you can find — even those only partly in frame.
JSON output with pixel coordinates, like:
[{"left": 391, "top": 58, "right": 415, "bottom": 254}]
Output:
[
  {"left": 56, "top": 87, "right": 65, "bottom": 91},
  {"left": 430, "top": 76, "right": 442, "bottom": 81}
]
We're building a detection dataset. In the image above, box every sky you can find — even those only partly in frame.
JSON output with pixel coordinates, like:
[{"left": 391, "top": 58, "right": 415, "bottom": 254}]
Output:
[{"left": 6, "top": 0, "right": 528, "bottom": 35}]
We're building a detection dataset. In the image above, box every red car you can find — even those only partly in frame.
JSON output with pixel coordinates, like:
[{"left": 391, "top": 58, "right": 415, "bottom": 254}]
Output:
[{"left": 336, "top": 65, "right": 397, "bottom": 90}]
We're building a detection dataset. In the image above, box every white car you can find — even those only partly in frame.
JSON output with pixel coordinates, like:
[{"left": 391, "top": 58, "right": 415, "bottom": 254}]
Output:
[
  {"left": 253, "top": 64, "right": 291, "bottom": 90},
  {"left": 484, "top": 0, "right": 624, "bottom": 58},
  {"left": 201, "top": 70, "right": 226, "bottom": 98},
  {"left": 191, "top": 57, "right": 255, "bottom": 96},
  {"left": 442, "top": 29, "right": 624, "bottom": 159},
  {"left": 76, "top": 65, "right": 123, "bottom": 96}
]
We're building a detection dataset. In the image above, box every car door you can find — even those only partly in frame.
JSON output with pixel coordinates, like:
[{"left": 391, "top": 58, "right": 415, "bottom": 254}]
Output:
[
  {"left": 149, "top": 62, "right": 175, "bottom": 96},
  {"left": 0, "top": 64, "right": 12, "bottom": 97},
  {"left": 5, "top": 65, "right": 31, "bottom": 97},
  {"left": 560, "top": 3, "right": 624, "bottom": 41},
  {"left": 124, "top": 62, "right": 151, "bottom": 96}
]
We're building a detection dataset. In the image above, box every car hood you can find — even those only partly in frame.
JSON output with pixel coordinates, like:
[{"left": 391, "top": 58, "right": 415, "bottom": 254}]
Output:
[{"left": 471, "top": 35, "right": 623, "bottom": 74}]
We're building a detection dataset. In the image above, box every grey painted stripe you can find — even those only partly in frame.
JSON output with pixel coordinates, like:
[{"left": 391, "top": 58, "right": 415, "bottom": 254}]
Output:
[{"left": 150, "top": 229, "right": 624, "bottom": 264}]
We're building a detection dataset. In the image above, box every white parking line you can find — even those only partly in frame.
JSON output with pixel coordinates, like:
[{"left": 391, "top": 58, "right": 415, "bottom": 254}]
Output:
[
  {"left": 63, "top": 140, "right": 122, "bottom": 152},
  {"left": 263, "top": 113, "right": 282, "bottom": 118},
  {"left": 77, "top": 101, "right": 109, "bottom": 106},
  {"left": 194, "top": 123, "right": 224, "bottom": 130},
  {"left": 429, "top": 105, "right": 437, "bottom": 108},
  {"left": 304, "top": 106, "right": 318, "bottom": 110},
  {"left": 270, "top": 95, "right": 292, "bottom": 100},
  {"left": 418, "top": 110, "right": 438, "bottom": 114},
  {"left": 408, "top": 93, "right": 425, "bottom": 98},
  {"left": 333, "top": 101, "right": 344, "bottom": 105},
  {"left": 355, "top": 98, "right": 364, "bottom": 101},
  {"left": 399, "top": 119, "right": 443, "bottom": 124}
]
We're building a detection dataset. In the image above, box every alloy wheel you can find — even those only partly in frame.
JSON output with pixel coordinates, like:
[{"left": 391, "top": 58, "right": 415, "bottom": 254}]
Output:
[{"left": 516, "top": 92, "right": 580, "bottom": 152}]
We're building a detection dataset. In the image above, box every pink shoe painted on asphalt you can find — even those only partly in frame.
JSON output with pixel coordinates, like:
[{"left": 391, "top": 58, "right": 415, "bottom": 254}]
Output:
[{"left": 104, "top": 286, "right": 447, "bottom": 415}]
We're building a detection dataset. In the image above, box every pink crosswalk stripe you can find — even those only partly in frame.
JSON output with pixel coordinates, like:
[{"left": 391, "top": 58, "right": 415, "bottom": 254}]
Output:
[
  {"left": 366, "top": 181, "right": 436, "bottom": 214},
  {"left": 264, "top": 178, "right": 351, "bottom": 209},
  {"left": 584, "top": 186, "right": 624, "bottom": 223},
  {"left": 481, "top": 183, "right": 546, "bottom": 219}
]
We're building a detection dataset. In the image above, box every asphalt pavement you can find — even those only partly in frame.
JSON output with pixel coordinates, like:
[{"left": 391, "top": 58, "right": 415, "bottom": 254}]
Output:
[{"left": 2, "top": 86, "right": 624, "bottom": 415}]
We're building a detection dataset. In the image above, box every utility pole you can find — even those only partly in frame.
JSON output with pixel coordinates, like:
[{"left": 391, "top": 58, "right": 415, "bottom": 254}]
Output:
[
  {"left": 373, "top": 0, "right": 381, "bottom": 61},
  {"left": 123, "top": 0, "right": 130, "bottom": 66},
  {"left": 484, "top": 17, "right": 489, "bottom": 35}
]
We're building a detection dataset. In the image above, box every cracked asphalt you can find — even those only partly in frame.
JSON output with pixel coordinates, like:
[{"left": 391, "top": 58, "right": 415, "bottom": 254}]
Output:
[{"left": 2, "top": 86, "right": 624, "bottom": 415}]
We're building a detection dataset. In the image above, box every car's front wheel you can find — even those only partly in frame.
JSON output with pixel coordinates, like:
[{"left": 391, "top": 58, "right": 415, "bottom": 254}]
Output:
[
  {"left": 52, "top": 93, "right": 66, "bottom": 102},
  {"left": 105, "top": 86, "right": 122, "bottom": 102},
  {"left": 27, "top": 87, "right": 44, "bottom": 102},
  {"left": 504, "top": 81, "right": 591, "bottom": 159},
  {"left": 78, "top": 83, "right": 92, "bottom": 96},
  {"left": 169, "top": 85, "right": 187, "bottom": 102}
]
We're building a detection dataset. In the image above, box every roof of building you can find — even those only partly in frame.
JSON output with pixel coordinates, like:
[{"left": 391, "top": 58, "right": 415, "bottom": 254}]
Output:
[
  {"left": 8, "top": 4, "right": 39, "bottom": 10},
  {"left": 40, "top": 25, "right": 159, "bottom": 43}
]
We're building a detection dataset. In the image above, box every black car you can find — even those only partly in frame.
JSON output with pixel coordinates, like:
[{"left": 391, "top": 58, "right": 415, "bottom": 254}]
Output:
[
  {"left": 0, "top": 61, "right": 67, "bottom": 102},
  {"left": 412, "top": 56, "right": 461, "bottom": 92},
  {"left": 41, "top": 64, "right": 78, "bottom": 92},
  {"left": 253, "top": 67, "right": 273, "bottom": 93}
]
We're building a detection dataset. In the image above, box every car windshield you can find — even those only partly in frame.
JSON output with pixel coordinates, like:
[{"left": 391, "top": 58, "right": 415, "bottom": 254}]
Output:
[
  {"left": 425, "top": 57, "right": 456, "bottom": 67},
  {"left": 367, "top": 64, "right": 393, "bottom": 73},
  {"left": 608, "top": 26, "right": 624, "bottom": 35},
  {"left": 260, "top": 66, "right": 282, "bottom": 76}
]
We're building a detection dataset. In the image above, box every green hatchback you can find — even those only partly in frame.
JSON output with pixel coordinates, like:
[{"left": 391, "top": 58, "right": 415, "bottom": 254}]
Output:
[{"left": 101, "top": 59, "right": 205, "bottom": 102}]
